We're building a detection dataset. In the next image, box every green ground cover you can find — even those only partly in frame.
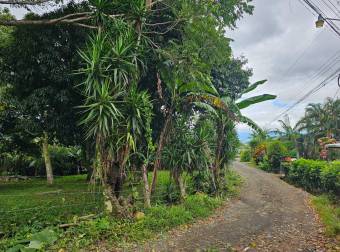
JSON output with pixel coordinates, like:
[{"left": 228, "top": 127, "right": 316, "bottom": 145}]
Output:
[
  {"left": 311, "top": 195, "right": 340, "bottom": 237},
  {"left": 0, "top": 170, "right": 242, "bottom": 251}
]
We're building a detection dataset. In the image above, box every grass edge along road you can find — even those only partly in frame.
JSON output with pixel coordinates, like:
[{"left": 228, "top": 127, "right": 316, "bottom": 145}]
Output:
[
  {"left": 0, "top": 170, "right": 242, "bottom": 251},
  {"left": 311, "top": 195, "right": 340, "bottom": 238}
]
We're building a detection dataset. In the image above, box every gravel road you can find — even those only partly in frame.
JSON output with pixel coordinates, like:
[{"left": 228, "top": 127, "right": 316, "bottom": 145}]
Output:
[{"left": 140, "top": 161, "right": 337, "bottom": 252}]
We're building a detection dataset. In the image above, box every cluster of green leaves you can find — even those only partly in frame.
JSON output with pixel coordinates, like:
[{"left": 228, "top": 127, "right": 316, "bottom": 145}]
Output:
[
  {"left": 0, "top": 145, "right": 82, "bottom": 176},
  {"left": 285, "top": 159, "right": 340, "bottom": 194},
  {"left": 240, "top": 148, "right": 252, "bottom": 162},
  {"left": 278, "top": 98, "right": 340, "bottom": 160},
  {"left": 6, "top": 229, "right": 58, "bottom": 252},
  {"left": 265, "top": 140, "right": 288, "bottom": 172}
]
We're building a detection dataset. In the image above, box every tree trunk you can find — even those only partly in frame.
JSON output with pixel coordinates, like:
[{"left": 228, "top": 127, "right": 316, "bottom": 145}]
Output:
[
  {"left": 172, "top": 169, "right": 186, "bottom": 201},
  {"left": 142, "top": 164, "right": 151, "bottom": 208},
  {"left": 294, "top": 138, "right": 300, "bottom": 159},
  {"left": 146, "top": 0, "right": 152, "bottom": 9},
  {"left": 103, "top": 184, "right": 125, "bottom": 216},
  {"left": 151, "top": 111, "right": 172, "bottom": 193},
  {"left": 176, "top": 173, "right": 186, "bottom": 201},
  {"left": 213, "top": 123, "right": 225, "bottom": 192},
  {"left": 42, "top": 131, "right": 53, "bottom": 185}
]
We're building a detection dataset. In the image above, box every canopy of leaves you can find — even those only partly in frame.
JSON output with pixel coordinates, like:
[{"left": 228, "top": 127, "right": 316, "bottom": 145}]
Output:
[{"left": 0, "top": 3, "right": 88, "bottom": 145}]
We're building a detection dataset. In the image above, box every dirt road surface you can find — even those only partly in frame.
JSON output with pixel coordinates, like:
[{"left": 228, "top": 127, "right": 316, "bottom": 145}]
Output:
[{"left": 140, "top": 161, "right": 337, "bottom": 252}]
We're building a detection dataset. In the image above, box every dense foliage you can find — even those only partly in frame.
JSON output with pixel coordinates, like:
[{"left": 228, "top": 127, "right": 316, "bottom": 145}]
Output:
[
  {"left": 0, "top": 0, "right": 278, "bottom": 249},
  {"left": 0, "top": 171, "right": 242, "bottom": 250},
  {"left": 285, "top": 159, "right": 340, "bottom": 194},
  {"left": 240, "top": 148, "right": 252, "bottom": 162}
]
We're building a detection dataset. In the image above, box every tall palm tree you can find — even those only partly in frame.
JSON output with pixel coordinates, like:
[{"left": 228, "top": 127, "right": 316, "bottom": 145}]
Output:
[
  {"left": 296, "top": 98, "right": 340, "bottom": 159},
  {"left": 275, "top": 115, "right": 300, "bottom": 158}
]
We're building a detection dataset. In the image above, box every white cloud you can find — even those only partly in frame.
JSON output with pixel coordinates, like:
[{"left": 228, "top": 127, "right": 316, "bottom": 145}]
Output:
[{"left": 229, "top": 0, "right": 340, "bottom": 134}]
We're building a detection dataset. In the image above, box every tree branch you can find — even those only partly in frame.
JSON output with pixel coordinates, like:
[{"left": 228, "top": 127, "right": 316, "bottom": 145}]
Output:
[
  {"left": 73, "top": 22, "right": 97, "bottom": 29},
  {"left": 0, "top": 12, "right": 94, "bottom": 27},
  {"left": 0, "top": 0, "right": 50, "bottom": 5}
]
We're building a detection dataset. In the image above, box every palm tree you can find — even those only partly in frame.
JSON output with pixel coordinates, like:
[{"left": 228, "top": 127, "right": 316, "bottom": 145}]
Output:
[
  {"left": 275, "top": 115, "right": 301, "bottom": 158},
  {"left": 296, "top": 98, "right": 340, "bottom": 158},
  {"left": 194, "top": 80, "right": 276, "bottom": 193}
]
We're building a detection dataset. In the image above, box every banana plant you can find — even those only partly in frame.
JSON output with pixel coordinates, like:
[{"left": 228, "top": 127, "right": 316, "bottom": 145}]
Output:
[
  {"left": 236, "top": 80, "right": 276, "bottom": 110},
  {"left": 194, "top": 79, "right": 276, "bottom": 193}
]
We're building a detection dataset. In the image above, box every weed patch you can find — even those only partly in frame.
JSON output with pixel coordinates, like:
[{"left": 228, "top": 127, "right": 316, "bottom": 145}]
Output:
[{"left": 311, "top": 195, "right": 340, "bottom": 237}]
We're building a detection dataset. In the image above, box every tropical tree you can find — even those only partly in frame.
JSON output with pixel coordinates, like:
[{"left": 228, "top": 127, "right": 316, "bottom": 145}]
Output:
[
  {"left": 0, "top": 4, "right": 87, "bottom": 184},
  {"left": 296, "top": 98, "right": 340, "bottom": 158},
  {"left": 193, "top": 80, "right": 276, "bottom": 192},
  {"left": 148, "top": 0, "right": 252, "bottom": 193},
  {"left": 275, "top": 115, "right": 301, "bottom": 158},
  {"left": 211, "top": 56, "right": 252, "bottom": 100}
]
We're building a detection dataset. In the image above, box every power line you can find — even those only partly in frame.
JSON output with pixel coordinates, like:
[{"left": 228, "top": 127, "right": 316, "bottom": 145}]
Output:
[
  {"left": 308, "top": 51, "right": 340, "bottom": 82},
  {"left": 267, "top": 68, "right": 340, "bottom": 126},
  {"left": 314, "top": 0, "right": 340, "bottom": 34},
  {"left": 325, "top": 0, "right": 340, "bottom": 15},
  {"left": 302, "top": 0, "right": 340, "bottom": 37},
  {"left": 313, "top": 0, "right": 340, "bottom": 31},
  {"left": 275, "top": 50, "right": 340, "bottom": 111},
  {"left": 319, "top": 0, "right": 340, "bottom": 18},
  {"left": 283, "top": 29, "right": 325, "bottom": 77},
  {"left": 333, "top": 86, "right": 340, "bottom": 98}
]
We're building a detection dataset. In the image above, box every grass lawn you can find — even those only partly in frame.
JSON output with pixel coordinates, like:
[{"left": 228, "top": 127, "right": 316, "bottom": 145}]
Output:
[
  {"left": 311, "top": 195, "right": 340, "bottom": 237},
  {"left": 0, "top": 175, "right": 103, "bottom": 236},
  {"left": 0, "top": 170, "right": 242, "bottom": 251}
]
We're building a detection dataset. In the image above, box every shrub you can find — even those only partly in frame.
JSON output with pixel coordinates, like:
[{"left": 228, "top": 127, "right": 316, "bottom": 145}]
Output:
[
  {"left": 258, "top": 156, "right": 270, "bottom": 171},
  {"left": 286, "top": 159, "right": 340, "bottom": 194},
  {"left": 252, "top": 143, "right": 266, "bottom": 164},
  {"left": 266, "top": 141, "right": 287, "bottom": 172},
  {"left": 49, "top": 145, "right": 82, "bottom": 175},
  {"left": 240, "top": 149, "right": 252, "bottom": 162}
]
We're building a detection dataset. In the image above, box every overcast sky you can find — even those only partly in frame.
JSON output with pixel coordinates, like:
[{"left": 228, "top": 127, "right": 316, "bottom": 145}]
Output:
[
  {"left": 4, "top": 0, "right": 340, "bottom": 142},
  {"left": 227, "top": 0, "right": 340, "bottom": 142}
]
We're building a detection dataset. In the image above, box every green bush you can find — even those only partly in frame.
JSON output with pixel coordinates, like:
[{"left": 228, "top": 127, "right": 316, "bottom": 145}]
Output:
[
  {"left": 258, "top": 156, "right": 270, "bottom": 171},
  {"left": 49, "top": 145, "right": 82, "bottom": 176},
  {"left": 0, "top": 145, "right": 82, "bottom": 176},
  {"left": 240, "top": 149, "right": 252, "bottom": 162},
  {"left": 286, "top": 159, "right": 340, "bottom": 194},
  {"left": 266, "top": 141, "right": 287, "bottom": 172}
]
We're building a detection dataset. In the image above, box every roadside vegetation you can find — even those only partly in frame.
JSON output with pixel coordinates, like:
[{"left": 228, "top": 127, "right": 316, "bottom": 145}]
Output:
[
  {"left": 0, "top": 1, "right": 275, "bottom": 250},
  {"left": 311, "top": 195, "right": 340, "bottom": 237},
  {"left": 0, "top": 170, "right": 242, "bottom": 251},
  {"left": 239, "top": 99, "right": 340, "bottom": 238}
]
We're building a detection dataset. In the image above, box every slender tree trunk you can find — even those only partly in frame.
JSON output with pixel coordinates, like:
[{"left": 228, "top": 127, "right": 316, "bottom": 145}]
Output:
[
  {"left": 176, "top": 173, "right": 186, "bottom": 201},
  {"left": 142, "top": 164, "right": 151, "bottom": 208},
  {"left": 214, "top": 123, "right": 225, "bottom": 192},
  {"left": 42, "top": 131, "right": 53, "bottom": 185},
  {"left": 294, "top": 138, "right": 300, "bottom": 159},
  {"left": 151, "top": 111, "right": 172, "bottom": 193},
  {"left": 146, "top": 0, "right": 152, "bottom": 9},
  {"left": 171, "top": 169, "right": 186, "bottom": 201}
]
